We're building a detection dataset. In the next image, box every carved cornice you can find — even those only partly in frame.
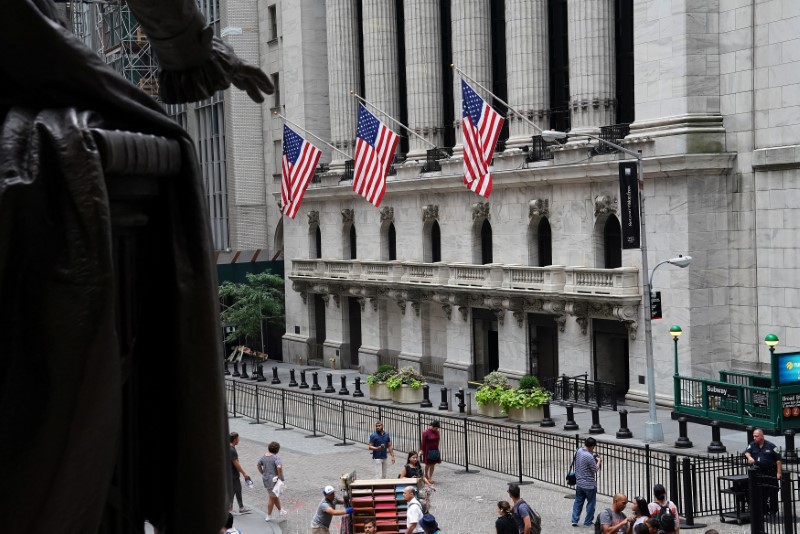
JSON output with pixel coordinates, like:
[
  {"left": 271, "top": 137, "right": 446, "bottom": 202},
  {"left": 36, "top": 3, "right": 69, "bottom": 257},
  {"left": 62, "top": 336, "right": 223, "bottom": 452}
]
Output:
[
  {"left": 357, "top": 297, "right": 366, "bottom": 312},
  {"left": 458, "top": 306, "right": 469, "bottom": 321},
  {"left": 332, "top": 294, "right": 340, "bottom": 308},
  {"left": 529, "top": 199, "right": 550, "bottom": 219},
  {"left": 493, "top": 309, "right": 505, "bottom": 325},
  {"left": 380, "top": 206, "right": 394, "bottom": 223},
  {"left": 441, "top": 303, "right": 452, "bottom": 320},
  {"left": 555, "top": 315, "right": 567, "bottom": 333},
  {"left": 594, "top": 194, "right": 618, "bottom": 217},
  {"left": 472, "top": 201, "right": 490, "bottom": 221},
  {"left": 566, "top": 302, "right": 589, "bottom": 335},
  {"left": 513, "top": 310, "right": 525, "bottom": 328},
  {"left": 411, "top": 301, "right": 420, "bottom": 317},
  {"left": 369, "top": 298, "right": 380, "bottom": 312},
  {"left": 397, "top": 300, "right": 407, "bottom": 315},
  {"left": 320, "top": 294, "right": 330, "bottom": 306},
  {"left": 422, "top": 204, "right": 439, "bottom": 222},
  {"left": 341, "top": 208, "right": 354, "bottom": 224},
  {"left": 308, "top": 210, "right": 320, "bottom": 227}
]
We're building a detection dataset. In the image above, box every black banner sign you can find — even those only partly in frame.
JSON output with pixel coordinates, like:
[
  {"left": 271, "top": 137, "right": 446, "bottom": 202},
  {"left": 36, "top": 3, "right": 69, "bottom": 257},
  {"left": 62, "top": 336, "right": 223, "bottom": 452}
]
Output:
[{"left": 618, "top": 161, "right": 641, "bottom": 249}]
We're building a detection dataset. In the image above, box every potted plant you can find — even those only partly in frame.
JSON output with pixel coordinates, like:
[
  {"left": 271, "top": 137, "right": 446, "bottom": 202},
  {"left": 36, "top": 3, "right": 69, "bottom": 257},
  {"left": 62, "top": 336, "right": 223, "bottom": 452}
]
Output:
[
  {"left": 386, "top": 366, "right": 425, "bottom": 404},
  {"left": 476, "top": 371, "right": 509, "bottom": 418},
  {"left": 499, "top": 375, "right": 551, "bottom": 423},
  {"left": 366, "top": 364, "right": 396, "bottom": 401}
]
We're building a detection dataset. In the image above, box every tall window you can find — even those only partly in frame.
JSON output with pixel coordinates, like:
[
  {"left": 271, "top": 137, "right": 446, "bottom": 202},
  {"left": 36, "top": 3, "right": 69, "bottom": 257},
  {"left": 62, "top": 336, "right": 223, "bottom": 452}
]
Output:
[
  {"left": 538, "top": 218, "right": 552, "bottom": 267},
  {"left": 548, "top": 0, "right": 570, "bottom": 132},
  {"left": 268, "top": 4, "right": 278, "bottom": 41},
  {"left": 272, "top": 72, "right": 281, "bottom": 109},
  {"left": 349, "top": 225, "right": 357, "bottom": 260},
  {"left": 490, "top": 0, "right": 508, "bottom": 148},
  {"left": 604, "top": 216, "right": 622, "bottom": 268},
  {"left": 395, "top": 0, "right": 408, "bottom": 155},
  {"left": 614, "top": 0, "right": 634, "bottom": 124},
  {"left": 431, "top": 220, "right": 441, "bottom": 262},
  {"left": 310, "top": 225, "right": 322, "bottom": 258},
  {"left": 439, "top": 0, "right": 454, "bottom": 148},
  {"left": 480, "top": 219, "right": 493, "bottom": 265},
  {"left": 382, "top": 222, "right": 397, "bottom": 261},
  {"left": 195, "top": 94, "right": 228, "bottom": 250}
]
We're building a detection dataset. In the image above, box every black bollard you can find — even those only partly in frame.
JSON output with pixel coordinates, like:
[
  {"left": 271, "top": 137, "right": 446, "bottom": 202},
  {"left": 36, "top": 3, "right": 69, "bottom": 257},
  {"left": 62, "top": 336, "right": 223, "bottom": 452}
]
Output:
[
  {"left": 224, "top": 361, "right": 230, "bottom": 375},
  {"left": 707, "top": 420, "right": 727, "bottom": 453},
  {"left": 256, "top": 364, "right": 267, "bottom": 382},
  {"left": 564, "top": 403, "right": 579, "bottom": 431},
  {"left": 271, "top": 366, "right": 281, "bottom": 385},
  {"left": 232, "top": 362, "right": 240, "bottom": 377},
  {"left": 241, "top": 362, "right": 250, "bottom": 379},
  {"left": 311, "top": 371, "right": 321, "bottom": 391},
  {"left": 616, "top": 409, "right": 633, "bottom": 439},
  {"left": 420, "top": 384, "right": 433, "bottom": 408},
  {"left": 325, "top": 373, "right": 336, "bottom": 393},
  {"left": 250, "top": 362, "right": 260, "bottom": 380},
  {"left": 299, "top": 370, "right": 309, "bottom": 389},
  {"left": 289, "top": 369, "right": 298, "bottom": 387},
  {"left": 746, "top": 425, "right": 755, "bottom": 447},
  {"left": 561, "top": 374, "right": 570, "bottom": 401},
  {"left": 785, "top": 430, "right": 797, "bottom": 462},
  {"left": 589, "top": 406, "right": 605, "bottom": 434},
  {"left": 455, "top": 388, "right": 466, "bottom": 413},
  {"left": 675, "top": 417, "right": 693, "bottom": 448},
  {"left": 338, "top": 375, "right": 350, "bottom": 395},
  {"left": 438, "top": 387, "right": 449, "bottom": 410},
  {"left": 353, "top": 377, "right": 364, "bottom": 397},
  {"left": 540, "top": 401, "right": 555, "bottom": 427}
]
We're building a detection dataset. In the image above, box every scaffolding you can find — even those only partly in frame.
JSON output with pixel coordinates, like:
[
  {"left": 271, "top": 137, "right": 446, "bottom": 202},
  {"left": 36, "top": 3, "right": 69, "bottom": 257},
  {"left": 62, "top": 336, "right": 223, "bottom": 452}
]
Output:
[{"left": 67, "top": 1, "right": 160, "bottom": 98}]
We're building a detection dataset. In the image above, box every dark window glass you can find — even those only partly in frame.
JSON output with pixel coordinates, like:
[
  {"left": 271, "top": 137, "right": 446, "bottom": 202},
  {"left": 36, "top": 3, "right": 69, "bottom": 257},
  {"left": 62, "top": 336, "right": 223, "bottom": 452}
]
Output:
[
  {"left": 615, "top": 0, "right": 634, "bottom": 124},
  {"left": 604, "top": 216, "right": 622, "bottom": 268},
  {"left": 388, "top": 223, "right": 397, "bottom": 261},
  {"left": 490, "top": 0, "right": 508, "bottom": 149},
  {"left": 538, "top": 218, "right": 552, "bottom": 267},
  {"left": 440, "top": 0, "right": 454, "bottom": 148},
  {"left": 395, "top": 0, "right": 408, "bottom": 155},
  {"left": 431, "top": 220, "right": 441, "bottom": 263},
  {"left": 350, "top": 225, "right": 357, "bottom": 260},
  {"left": 315, "top": 226, "right": 322, "bottom": 259},
  {"left": 481, "top": 219, "right": 493, "bottom": 265},
  {"left": 548, "top": 0, "right": 570, "bottom": 131}
]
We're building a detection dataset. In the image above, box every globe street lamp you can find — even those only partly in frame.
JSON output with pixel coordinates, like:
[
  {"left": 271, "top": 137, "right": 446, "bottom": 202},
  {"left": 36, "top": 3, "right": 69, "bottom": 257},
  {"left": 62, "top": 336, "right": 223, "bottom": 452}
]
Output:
[{"left": 670, "top": 325, "right": 682, "bottom": 404}]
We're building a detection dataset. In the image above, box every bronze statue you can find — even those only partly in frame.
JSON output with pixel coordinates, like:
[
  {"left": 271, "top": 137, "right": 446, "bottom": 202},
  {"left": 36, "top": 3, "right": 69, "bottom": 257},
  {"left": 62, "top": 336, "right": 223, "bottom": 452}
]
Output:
[{"left": 0, "top": 1, "right": 273, "bottom": 532}]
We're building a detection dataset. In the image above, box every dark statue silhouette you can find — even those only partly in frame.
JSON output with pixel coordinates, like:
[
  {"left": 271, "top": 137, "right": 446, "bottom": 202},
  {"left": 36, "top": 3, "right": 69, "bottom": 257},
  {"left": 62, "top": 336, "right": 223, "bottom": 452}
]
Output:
[{"left": 0, "top": 1, "right": 273, "bottom": 532}]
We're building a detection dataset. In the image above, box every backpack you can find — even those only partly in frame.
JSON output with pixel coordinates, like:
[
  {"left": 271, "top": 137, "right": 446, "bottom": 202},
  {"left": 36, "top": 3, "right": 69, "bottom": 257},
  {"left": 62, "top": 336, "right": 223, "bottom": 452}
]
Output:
[
  {"left": 595, "top": 509, "right": 611, "bottom": 534},
  {"left": 513, "top": 500, "right": 541, "bottom": 534},
  {"left": 656, "top": 502, "right": 676, "bottom": 532}
]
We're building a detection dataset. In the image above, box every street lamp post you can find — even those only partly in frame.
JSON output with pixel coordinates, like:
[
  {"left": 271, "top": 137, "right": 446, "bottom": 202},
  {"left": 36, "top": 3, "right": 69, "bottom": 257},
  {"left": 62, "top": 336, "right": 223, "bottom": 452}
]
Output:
[
  {"left": 766, "top": 333, "right": 779, "bottom": 389},
  {"left": 670, "top": 325, "right": 682, "bottom": 405},
  {"left": 541, "top": 129, "right": 693, "bottom": 442}
]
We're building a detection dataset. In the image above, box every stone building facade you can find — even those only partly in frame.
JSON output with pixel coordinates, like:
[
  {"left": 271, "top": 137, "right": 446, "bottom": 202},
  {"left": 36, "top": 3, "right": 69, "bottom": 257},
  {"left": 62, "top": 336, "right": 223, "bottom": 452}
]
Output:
[{"left": 232, "top": 0, "right": 799, "bottom": 406}]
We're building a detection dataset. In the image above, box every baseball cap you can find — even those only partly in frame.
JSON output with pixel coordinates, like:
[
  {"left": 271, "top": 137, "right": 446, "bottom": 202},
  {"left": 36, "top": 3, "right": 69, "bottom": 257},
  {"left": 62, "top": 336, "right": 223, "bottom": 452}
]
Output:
[{"left": 323, "top": 485, "right": 336, "bottom": 495}]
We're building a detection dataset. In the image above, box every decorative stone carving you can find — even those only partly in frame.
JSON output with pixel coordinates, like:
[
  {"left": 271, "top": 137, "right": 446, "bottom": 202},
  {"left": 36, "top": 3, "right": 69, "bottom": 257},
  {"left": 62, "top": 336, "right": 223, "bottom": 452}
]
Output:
[
  {"left": 357, "top": 297, "right": 366, "bottom": 312},
  {"left": 341, "top": 208, "right": 354, "bottom": 224},
  {"left": 380, "top": 206, "right": 394, "bottom": 223},
  {"left": 458, "top": 306, "right": 469, "bottom": 321},
  {"left": 320, "top": 294, "right": 330, "bottom": 307},
  {"left": 369, "top": 298, "right": 380, "bottom": 312},
  {"left": 625, "top": 320, "right": 638, "bottom": 340},
  {"left": 594, "top": 195, "right": 618, "bottom": 217},
  {"left": 543, "top": 300, "right": 565, "bottom": 315},
  {"left": 411, "top": 301, "right": 420, "bottom": 317},
  {"left": 493, "top": 309, "right": 505, "bottom": 325},
  {"left": 472, "top": 201, "right": 490, "bottom": 220},
  {"left": 589, "top": 302, "right": 613, "bottom": 318},
  {"left": 566, "top": 301, "right": 589, "bottom": 335},
  {"left": 422, "top": 204, "right": 439, "bottom": 222},
  {"left": 525, "top": 298, "right": 545, "bottom": 312},
  {"left": 529, "top": 199, "right": 550, "bottom": 219},
  {"left": 397, "top": 300, "right": 407, "bottom": 315},
  {"left": 307, "top": 210, "right": 320, "bottom": 226},
  {"left": 576, "top": 316, "right": 589, "bottom": 335},
  {"left": 555, "top": 315, "right": 567, "bottom": 333},
  {"left": 441, "top": 303, "right": 452, "bottom": 320},
  {"left": 332, "top": 294, "right": 340, "bottom": 308},
  {"left": 513, "top": 310, "right": 525, "bottom": 327},
  {"left": 300, "top": 292, "right": 307, "bottom": 305}
]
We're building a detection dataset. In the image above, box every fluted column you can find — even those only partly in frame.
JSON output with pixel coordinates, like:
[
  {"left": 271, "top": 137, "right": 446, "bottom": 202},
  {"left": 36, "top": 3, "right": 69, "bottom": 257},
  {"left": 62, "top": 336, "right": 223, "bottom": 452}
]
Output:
[
  {"left": 405, "top": 0, "right": 443, "bottom": 158},
  {"left": 362, "top": 0, "right": 400, "bottom": 133},
  {"left": 567, "top": 0, "right": 616, "bottom": 136},
  {"left": 451, "top": 0, "right": 492, "bottom": 155},
  {"left": 505, "top": 0, "right": 550, "bottom": 150},
  {"left": 326, "top": 0, "right": 361, "bottom": 168}
]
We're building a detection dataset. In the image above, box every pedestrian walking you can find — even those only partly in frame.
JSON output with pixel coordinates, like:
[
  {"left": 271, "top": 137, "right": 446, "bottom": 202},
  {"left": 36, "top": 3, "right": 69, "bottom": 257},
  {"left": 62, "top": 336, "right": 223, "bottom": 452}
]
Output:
[
  {"left": 507, "top": 482, "right": 541, "bottom": 534},
  {"left": 368, "top": 421, "right": 395, "bottom": 479},
  {"left": 418, "top": 513, "right": 441, "bottom": 534},
  {"left": 403, "top": 485, "right": 425, "bottom": 533},
  {"left": 420, "top": 420, "right": 441, "bottom": 483},
  {"left": 400, "top": 451, "right": 431, "bottom": 484},
  {"left": 571, "top": 437, "right": 601, "bottom": 527},
  {"left": 598, "top": 493, "right": 634, "bottom": 534},
  {"left": 310, "top": 485, "right": 353, "bottom": 534},
  {"left": 229, "top": 432, "right": 252, "bottom": 514},
  {"left": 224, "top": 512, "right": 242, "bottom": 534},
  {"left": 647, "top": 484, "right": 679, "bottom": 533},
  {"left": 744, "top": 427, "right": 782, "bottom": 515},
  {"left": 256, "top": 441, "right": 286, "bottom": 522},
  {"left": 495, "top": 501, "right": 518, "bottom": 534}
]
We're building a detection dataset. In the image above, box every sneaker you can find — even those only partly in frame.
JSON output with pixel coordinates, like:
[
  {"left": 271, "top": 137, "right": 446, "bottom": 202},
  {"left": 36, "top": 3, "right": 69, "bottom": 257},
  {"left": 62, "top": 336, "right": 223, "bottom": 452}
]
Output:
[
  {"left": 238, "top": 507, "right": 251, "bottom": 514},
  {"left": 279, "top": 509, "right": 288, "bottom": 517},
  {"left": 572, "top": 523, "right": 578, "bottom": 527},
  {"left": 265, "top": 516, "right": 272, "bottom": 522}
]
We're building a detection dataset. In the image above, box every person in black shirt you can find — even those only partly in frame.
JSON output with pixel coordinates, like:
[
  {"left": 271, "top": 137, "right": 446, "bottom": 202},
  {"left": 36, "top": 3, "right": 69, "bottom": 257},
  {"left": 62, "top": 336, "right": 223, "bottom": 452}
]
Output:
[
  {"left": 496, "top": 501, "right": 519, "bottom": 534},
  {"left": 744, "top": 428, "right": 782, "bottom": 514}
]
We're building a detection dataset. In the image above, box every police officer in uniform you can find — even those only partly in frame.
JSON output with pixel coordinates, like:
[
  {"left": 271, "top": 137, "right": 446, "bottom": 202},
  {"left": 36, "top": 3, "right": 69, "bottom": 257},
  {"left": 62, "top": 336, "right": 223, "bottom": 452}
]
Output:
[{"left": 744, "top": 428, "right": 782, "bottom": 515}]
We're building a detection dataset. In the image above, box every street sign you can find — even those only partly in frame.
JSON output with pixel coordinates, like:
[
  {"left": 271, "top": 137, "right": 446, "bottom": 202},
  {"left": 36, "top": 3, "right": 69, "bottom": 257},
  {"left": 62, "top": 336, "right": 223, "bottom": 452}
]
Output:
[{"left": 651, "top": 291, "right": 662, "bottom": 319}]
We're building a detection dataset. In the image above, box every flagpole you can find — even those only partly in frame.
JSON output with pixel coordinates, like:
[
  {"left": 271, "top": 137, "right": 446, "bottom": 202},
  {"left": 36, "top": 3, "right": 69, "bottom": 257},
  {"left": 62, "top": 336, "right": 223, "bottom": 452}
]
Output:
[
  {"left": 451, "top": 64, "right": 545, "bottom": 135},
  {"left": 274, "top": 112, "right": 351, "bottom": 159},
  {"left": 350, "top": 92, "right": 439, "bottom": 150}
]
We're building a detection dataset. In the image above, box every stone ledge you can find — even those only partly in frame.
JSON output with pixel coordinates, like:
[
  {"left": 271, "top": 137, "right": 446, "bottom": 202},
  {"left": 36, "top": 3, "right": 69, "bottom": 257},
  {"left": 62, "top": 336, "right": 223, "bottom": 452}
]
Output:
[{"left": 752, "top": 145, "right": 800, "bottom": 171}]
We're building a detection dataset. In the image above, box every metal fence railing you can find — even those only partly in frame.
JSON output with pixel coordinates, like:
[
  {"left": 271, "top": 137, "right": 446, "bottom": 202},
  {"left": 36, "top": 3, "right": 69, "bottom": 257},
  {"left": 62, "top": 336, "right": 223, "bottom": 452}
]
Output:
[
  {"left": 542, "top": 373, "right": 618, "bottom": 410},
  {"left": 225, "top": 379, "right": 800, "bottom": 521}
]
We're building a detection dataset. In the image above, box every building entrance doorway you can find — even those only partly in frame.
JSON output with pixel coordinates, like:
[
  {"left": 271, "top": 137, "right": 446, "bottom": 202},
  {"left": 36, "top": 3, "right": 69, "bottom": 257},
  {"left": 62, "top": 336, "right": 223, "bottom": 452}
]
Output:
[
  {"left": 592, "top": 318, "right": 629, "bottom": 400},
  {"left": 528, "top": 314, "right": 558, "bottom": 381},
  {"left": 472, "top": 308, "right": 498, "bottom": 382},
  {"left": 311, "top": 294, "right": 327, "bottom": 363}
]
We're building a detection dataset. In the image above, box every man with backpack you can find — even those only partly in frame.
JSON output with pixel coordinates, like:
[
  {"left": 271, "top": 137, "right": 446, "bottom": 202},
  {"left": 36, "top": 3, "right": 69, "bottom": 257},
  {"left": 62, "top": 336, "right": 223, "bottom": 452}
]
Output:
[
  {"left": 648, "top": 484, "right": 680, "bottom": 533},
  {"left": 571, "top": 437, "right": 601, "bottom": 527},
  {"left": 507, "top": 483, "right": 542, "bottom": 534}
]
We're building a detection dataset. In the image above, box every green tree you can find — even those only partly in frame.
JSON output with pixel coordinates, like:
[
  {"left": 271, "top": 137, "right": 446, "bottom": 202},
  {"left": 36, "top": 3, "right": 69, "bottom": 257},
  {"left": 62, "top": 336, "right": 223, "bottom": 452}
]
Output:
[{"left": 218, "top": 271, "right": 285, "bottom": 345}]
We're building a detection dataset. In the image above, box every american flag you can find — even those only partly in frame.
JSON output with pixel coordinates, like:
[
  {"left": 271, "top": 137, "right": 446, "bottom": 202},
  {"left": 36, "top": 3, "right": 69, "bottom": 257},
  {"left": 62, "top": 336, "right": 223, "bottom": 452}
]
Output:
[
  {"left": 461, "top": 79, "right": 504, "bottom": 198},
  {"left": 353, "top": 103, "right": 399, "bottom": 207},
  {"left": 281, "top": 124, "right": 322, "bottom": 219}
]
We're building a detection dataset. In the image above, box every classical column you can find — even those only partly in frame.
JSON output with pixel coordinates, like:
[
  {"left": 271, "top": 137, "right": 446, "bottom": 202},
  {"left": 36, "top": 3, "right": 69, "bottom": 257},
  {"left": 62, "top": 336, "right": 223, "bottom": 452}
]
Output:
[
  {"left": 326, "top": 0, "right": 361, "bottom": 168},
  {"left": 505, "top": 0, "right": 549, "bottom": 150},
  {"left": 567, "top": 0, "right": 616, "bottom": 136},
  {"left": 451, "top": 0, "right": 492, "bottom": 155},
  {"left": 362, "top": 0, "right": 400, "bottom": 133},
  {"left": 358, "top": 298, "right": 382, "bottom": 374},
  {"left": 404, "top": 0, "right": 443, "bottom": 158}
]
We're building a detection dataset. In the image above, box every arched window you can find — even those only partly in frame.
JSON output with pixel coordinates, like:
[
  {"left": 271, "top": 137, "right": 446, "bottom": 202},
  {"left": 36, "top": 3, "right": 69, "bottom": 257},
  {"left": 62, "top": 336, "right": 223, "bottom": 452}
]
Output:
[
  {"left": 309, "top": 224, "right": 321, "bottom": 259},
  {"left": 388, "top": 223, "right": 396, "bottom": 260},
  {"left": 431, "top": 220, "right": 441, "bottom": 263},
  {"left": 480, "top": 219, "right": 493, "bottom": 264},
  {"left": 382, "top": 221, "right": 397, "bottom": 261},
  {"left": 537, "top": 218, "right": 552, "bottom": 267},
  {"left": 349, "top": 224, "right": 357, "bottom": 260},
  {"left": 604, "top": 215, "right": 622, "bottom": 268}
]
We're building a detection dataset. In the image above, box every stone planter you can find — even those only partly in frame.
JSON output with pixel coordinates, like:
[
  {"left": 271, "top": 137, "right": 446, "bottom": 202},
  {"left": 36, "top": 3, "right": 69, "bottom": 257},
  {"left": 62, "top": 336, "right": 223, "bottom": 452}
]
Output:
[
  {"left": 368, "top": 381, "right": 392, "bottom": 401},
  {"left": 507, "top": 405, "right": 544, "bottom": 423},
  {"left": 477, "top": 401, "right": 506, "bottom": 418},
  {"left": 391, "top": 384, "right": 424, "bottom": 404}
]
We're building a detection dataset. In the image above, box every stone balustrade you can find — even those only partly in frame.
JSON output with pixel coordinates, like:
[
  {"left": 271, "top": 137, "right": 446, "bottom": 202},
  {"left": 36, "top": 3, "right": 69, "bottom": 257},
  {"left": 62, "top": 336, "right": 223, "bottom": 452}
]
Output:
[{"left": 563, "top": 267, "right": 639, "bottom": 296}]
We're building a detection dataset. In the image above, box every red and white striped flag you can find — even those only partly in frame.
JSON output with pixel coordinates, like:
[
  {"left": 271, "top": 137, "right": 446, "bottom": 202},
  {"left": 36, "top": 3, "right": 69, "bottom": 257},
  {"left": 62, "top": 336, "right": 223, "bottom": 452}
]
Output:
[
  {"left": 461, "top": 79, "right": 504, "bottom": 198},
  {"left": 353, "top": 103, "right": 399, "bottom": 207},
  {"left": 281, "top": 124, "right": 322, "bottom": 219}
]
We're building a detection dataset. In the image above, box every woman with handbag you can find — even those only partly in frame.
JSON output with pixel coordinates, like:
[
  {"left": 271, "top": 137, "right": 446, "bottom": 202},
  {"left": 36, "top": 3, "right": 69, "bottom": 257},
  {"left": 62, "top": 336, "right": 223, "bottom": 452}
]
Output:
[{"left": 420, "top": 420, "right": 441, "bottom": 483}]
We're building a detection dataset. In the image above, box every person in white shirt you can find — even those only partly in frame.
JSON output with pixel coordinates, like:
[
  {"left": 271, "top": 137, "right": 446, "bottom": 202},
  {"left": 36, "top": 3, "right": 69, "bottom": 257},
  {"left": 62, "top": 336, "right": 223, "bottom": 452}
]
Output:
[{"left": 403, "top": 486, "right": 425, "bottom": 534}]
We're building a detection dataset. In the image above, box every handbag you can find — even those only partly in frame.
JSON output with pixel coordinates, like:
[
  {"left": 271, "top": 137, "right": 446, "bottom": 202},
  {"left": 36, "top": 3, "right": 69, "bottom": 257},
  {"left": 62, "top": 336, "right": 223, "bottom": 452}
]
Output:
[{"left": 566, "top": 449, "right": 577, "bottom": 486}]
